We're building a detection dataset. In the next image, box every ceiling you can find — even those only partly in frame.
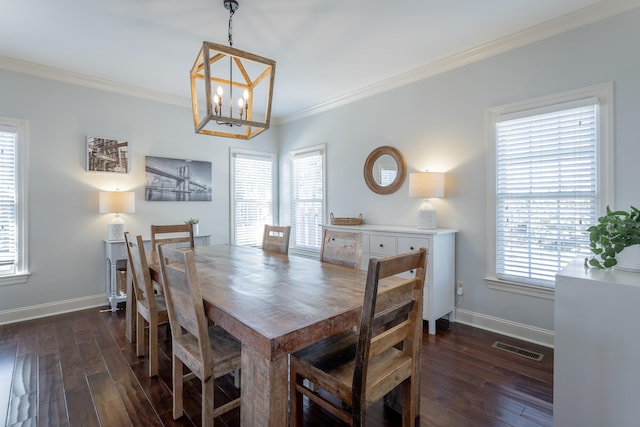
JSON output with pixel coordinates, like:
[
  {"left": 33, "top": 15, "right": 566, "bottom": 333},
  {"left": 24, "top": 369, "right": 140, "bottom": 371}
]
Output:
[{"left": 0, "top": 0, "right": 635, "bottom": 122}]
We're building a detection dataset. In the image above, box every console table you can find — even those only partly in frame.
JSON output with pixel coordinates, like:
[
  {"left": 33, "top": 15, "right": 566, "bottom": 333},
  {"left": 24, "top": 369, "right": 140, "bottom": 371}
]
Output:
[
  {"left": 323, "top": 224, "right": 457, "bottom": 334},
  {"left": 104, "top": 235, "right": 211, "bottom": 312}
]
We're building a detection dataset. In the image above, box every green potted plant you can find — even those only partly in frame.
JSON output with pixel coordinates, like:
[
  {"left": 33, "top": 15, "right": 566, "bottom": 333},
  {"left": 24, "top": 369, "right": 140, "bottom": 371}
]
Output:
[
  {"left": 184, "top": 217, "right": 200, "bottom": 235},
  {"left": 587, "top": 206, "right": 640, "bottom": 270}
]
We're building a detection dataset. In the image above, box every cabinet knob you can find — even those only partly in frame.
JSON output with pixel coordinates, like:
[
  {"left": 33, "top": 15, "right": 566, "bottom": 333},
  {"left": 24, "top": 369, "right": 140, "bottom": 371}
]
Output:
[
  {"left": 410, "top": 246, "right": 415, "bottom": 250},
  {"left": 379, "top": 244, "right": 384, "bottom": 247}
]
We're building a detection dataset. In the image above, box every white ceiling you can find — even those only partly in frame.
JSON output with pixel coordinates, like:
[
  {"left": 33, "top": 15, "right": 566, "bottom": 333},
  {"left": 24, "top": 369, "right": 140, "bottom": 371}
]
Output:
[{"left": 0, "top": 0, "right": 636, "bottom": 121}]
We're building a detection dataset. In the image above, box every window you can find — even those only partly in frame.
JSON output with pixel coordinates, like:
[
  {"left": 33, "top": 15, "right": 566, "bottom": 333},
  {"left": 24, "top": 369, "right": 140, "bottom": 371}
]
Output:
[
  {"left": 290, "top": 145, "right": 326, "bottom": 255},
  {"left": 487, "top": 84, "right": 612, "bottom": 296},
  {"left": 230, "top": 149, "right": 276, "bottom": 246},
  {"left": 0, "top": 117, "right": 29, "bottom": 285}
]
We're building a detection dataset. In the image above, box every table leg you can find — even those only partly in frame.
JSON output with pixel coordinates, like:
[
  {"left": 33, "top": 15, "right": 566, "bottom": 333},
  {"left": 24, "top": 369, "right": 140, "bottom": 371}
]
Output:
[{"left": 240, "top": 345, "right": 288, "bottom": 427}]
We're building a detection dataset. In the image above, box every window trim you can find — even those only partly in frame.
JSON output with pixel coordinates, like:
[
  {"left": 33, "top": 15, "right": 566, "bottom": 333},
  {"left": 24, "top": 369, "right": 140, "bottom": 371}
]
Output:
[
  {"left": 485, "top": 83, "right": 613, "bottom": 297},
  {"left": 289, "top": 144, "right": 326, "bottom": 257},
  {"left": 229, "top": 148, "right": 277, "bottom": 246},
  {"left": 0, "top": 117, "right": 30, "bottom": 286}
]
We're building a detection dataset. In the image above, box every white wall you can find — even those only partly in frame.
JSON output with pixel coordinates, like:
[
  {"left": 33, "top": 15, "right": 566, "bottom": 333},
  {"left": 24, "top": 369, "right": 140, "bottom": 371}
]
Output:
[
  {"left": 0, "top": 69, "right": 277, "bottom": 320},
  {"left": 278, "top": 9, "right": 640, "bottom": 344}
]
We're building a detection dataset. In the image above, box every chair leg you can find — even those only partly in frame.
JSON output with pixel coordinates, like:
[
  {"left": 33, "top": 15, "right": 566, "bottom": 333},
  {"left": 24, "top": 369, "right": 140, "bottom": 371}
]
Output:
[
  {"left": 149, "top": 321, "right": 158, "bottom": 377},
  {"left": 136, "top": 313, "right": 145, "bottom": 357},
  {"left": 402, "top": 378, "right": 414, "bottom": 427},
  {"left": 289, "top": 369, "right": 303, "bottom": 427},
  {"left": 203, "top": 375, "right": 214, "bottom": 427},
  {"left": 172, "top": 355, "right": 183, "bottom": 420}
]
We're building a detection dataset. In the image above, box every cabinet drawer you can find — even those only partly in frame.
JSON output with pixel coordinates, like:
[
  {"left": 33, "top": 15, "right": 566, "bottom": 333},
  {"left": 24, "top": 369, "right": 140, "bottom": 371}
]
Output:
[
  {"left": 369, "top": 234, "right": 396, "bottom": 256},
  {"left": 397, "top": 237, "right": 430, "bottom": 254}
]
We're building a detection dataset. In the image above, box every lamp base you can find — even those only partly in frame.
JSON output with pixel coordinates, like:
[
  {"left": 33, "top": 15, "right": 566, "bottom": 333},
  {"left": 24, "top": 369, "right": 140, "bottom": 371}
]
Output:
[
  {"left": 416, "top": 210, "right": 437, "bottom": 229},
  {"left": 416, "top": 199, "right": 437, "bottom": 229},
  {"left": 107, "top": 223, "right": 127, "bottom": 241}
]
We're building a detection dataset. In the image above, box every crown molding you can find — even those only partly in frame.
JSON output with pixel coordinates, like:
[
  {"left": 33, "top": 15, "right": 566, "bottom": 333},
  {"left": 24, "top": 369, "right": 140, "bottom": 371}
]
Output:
[
  {"left": 278, "top": 0, "right": 640, "bottom": 124},
  {"left": 2, "top": 0, "right": 639, "bottom": 125},
  {"left": 0, "top": 55, "right": 191, "bottom": 108}
]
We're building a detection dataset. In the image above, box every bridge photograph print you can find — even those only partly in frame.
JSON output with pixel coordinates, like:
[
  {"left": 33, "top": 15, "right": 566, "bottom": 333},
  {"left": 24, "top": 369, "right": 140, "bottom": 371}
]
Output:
[{"left": 144, "top": 155, "right": 212, "bottom": 202}]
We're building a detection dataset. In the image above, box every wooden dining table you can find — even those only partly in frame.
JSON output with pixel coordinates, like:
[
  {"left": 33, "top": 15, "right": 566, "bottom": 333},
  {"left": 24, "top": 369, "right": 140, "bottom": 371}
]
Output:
[{"left": 127, "top": 244, "right": 408, "bottom": 426}]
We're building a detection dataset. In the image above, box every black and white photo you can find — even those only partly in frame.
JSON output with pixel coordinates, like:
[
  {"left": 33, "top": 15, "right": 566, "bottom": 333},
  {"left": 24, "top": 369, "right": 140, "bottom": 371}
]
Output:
[
  {"left": 87, "top": 136, "right": 129, "bottom": 173},
  {"left": 145, "top": 156, "right": 212, "bottom": 201}
]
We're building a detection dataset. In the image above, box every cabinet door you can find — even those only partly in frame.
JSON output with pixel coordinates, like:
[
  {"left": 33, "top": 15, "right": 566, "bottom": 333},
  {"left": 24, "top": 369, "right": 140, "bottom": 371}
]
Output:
[{"left": 368, "top": 234, "right": 396, "bottom": 256}]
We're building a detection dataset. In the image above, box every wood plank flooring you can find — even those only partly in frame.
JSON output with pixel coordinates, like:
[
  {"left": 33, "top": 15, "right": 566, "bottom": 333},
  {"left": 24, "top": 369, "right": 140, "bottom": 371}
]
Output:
[{"left": 0, "top": 307, "right": 553, "bottom": 426}]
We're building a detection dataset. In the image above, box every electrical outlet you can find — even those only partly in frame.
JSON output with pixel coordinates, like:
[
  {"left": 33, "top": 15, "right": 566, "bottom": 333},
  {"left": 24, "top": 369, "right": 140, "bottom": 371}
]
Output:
[{"left": 456, "top": 280, "right": 464, "bottom": 296}]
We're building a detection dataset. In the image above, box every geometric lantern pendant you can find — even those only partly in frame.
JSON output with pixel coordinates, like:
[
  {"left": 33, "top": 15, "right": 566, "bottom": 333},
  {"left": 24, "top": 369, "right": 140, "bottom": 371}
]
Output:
[{"left": 190, "top": 42, "right": 276, "bottom": 140}]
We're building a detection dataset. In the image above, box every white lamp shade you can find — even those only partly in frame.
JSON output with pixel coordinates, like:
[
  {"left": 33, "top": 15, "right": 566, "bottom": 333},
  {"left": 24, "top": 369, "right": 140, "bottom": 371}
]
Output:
[
  {"left": 408, "top": 172, "right": 445, "bottom": 198},
  {"left": 99, "top": 191, "right": 135, "bottom": 214}
]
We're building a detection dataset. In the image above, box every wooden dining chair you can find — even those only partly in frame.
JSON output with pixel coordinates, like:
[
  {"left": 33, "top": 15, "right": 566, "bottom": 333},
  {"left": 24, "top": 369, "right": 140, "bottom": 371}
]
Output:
[
  {"left": 157, "top": 244, "right": 242, "bottom": 426},
  {"left": 290, "top": 248, "right": 428, "bottom": 427},
  {"left": 123, "top": 232, "right": 169, "bottom": 377},
  {"left": 262, "top": 225, "right": 291, "bottom": 254},
  {"left": 319, "top": 228, "right": 362, "bottom": 269},
  {"left": 150, "top": 223, "right": 195, "bottom": 253}
]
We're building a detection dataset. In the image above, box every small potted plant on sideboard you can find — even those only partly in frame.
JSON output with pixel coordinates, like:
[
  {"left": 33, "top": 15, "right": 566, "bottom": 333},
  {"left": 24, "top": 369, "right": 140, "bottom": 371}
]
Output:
[
  {"left": 184, "top": 217, "right": 200, "bottom": 236},
  {"left": 587, "top": 206, "right": 640, "bottom": 271}
]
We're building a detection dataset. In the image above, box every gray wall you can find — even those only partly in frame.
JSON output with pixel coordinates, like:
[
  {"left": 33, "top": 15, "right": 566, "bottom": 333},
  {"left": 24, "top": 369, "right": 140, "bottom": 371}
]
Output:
[
  {"left": 278, "top": 9, "right": 640, "bottom": 343},
  {"left": 0, "top": 70, "right": 277, "bottom": 318},
  {"left": 2, "top": 8, "right": 638, "bottom": 342}
]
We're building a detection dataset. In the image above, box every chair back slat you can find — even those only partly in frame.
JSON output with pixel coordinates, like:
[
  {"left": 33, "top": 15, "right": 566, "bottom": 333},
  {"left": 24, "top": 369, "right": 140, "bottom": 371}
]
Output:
[
  {"left": 124, "top": 232, "right": 156, "bottom": 310},
  {"left": 320, "top": 229, "right": 361, "bottom": 269},
  {"left": 262, "top": 225, "right": 291, "bottom": 254},
  {"left": 151, "top": 224, "right": 195, "bottom": 254},
  {"left": 352, "top": 248, "right": 427, "bottom": 412},
  {"left": 157, "top": 245, "right": 210, "bottom": 365}
]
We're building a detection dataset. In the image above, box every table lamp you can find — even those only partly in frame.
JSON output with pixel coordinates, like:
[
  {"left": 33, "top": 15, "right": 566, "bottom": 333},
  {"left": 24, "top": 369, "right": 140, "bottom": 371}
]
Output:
[
  {"left": 99, "top": 191, "right": 135, "bottom": 240},
  {"left": 409, "top": 172, "right": 444, "bottom": 229}
]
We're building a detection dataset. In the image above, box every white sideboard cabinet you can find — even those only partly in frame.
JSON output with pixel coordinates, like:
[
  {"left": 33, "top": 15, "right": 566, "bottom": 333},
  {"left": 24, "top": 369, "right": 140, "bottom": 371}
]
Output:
[
  {"left": 555, "top": 258, "right": 640, "bottom": 427},
  {"left": 323, "top": 224, "right": 457, "bottom": 334}
]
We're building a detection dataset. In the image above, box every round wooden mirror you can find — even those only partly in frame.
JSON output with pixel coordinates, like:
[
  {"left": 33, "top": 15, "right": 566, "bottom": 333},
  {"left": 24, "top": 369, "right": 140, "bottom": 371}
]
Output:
[{"left": 363, "top": 146, "right": 406, "bottom": 194}]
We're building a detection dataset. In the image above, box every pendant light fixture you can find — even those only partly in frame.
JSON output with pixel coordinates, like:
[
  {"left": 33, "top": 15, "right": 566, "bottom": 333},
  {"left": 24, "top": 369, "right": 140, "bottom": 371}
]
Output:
[{"left": 190, "top": 0, "right": 276, "bottom": 140}]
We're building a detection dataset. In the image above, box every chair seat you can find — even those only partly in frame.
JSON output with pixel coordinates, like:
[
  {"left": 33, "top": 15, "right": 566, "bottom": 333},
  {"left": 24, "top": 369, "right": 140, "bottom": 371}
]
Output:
[
  {"left": 136, "top": 294, "right": 169, "bottom": 322},
  {"left": 173, "top": 325, "right": 241, "bottom": 379},
  {"left": 292, "top": 330, "right": 413, "bottom": 405}
]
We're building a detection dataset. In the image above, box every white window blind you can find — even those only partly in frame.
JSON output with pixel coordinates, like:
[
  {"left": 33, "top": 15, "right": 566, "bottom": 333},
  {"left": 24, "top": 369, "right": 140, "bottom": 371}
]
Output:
[
  {"left": 231, "top": 151, "right": 274, "bottom": 246},
  {"left": 0, "top": 126, "right": 18, "bottom": 274},
  {"left": 495, "top": 102, "right": 598, "bottom": 286},
  {"left": 291, "top": 147, "right": 324, "bottom": 250}
]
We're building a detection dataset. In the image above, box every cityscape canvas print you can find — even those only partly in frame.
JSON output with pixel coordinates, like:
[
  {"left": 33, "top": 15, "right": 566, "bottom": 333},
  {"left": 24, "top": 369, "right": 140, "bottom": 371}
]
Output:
[
  {"left": 145, "top": 156, "right": 212, "bottom": 201},
  {"left": 87, "top": 136, "right": 129, "bottom": 173}
]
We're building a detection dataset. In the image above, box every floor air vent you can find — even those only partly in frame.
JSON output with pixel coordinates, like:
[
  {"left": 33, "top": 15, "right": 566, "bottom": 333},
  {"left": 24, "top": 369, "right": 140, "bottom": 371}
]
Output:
[{"left": 492, "top": 341, "right": 544, "bottom": 361}]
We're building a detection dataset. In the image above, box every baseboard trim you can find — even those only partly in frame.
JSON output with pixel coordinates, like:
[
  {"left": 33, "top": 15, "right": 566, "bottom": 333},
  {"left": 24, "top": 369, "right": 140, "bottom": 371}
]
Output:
[
  {"left": 0, "top": 294, "right": 108, "bottom": 325},
  {"left": 454, "top": 308, "right": 555, "bottom": 348}
]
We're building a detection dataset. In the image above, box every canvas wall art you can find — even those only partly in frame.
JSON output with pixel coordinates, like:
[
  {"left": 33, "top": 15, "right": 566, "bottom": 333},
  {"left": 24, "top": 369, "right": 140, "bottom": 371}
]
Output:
[
  {"left": 87, "top": 136, "right": 129, "bottom": 173},
  {"left": 145, "top": 156, "right": 212, "bottom": 201}
]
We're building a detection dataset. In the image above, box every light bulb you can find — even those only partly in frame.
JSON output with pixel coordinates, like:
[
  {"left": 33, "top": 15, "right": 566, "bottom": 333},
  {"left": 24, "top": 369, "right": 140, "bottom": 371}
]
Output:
[
  {"left": 238, "top": 98, "right": 244, "bottom": 108},
  {"left": 243, "top": 89, "right": 249, "bottom": 100},
  {"left": 217, "top": 86, "right": 223, "bottom": 97}
]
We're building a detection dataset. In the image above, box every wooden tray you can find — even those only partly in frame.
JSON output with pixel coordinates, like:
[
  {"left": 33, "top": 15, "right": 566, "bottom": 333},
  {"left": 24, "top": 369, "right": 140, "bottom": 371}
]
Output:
[{"left": 330, "top": 213, "right": 363, "bottom": 225}]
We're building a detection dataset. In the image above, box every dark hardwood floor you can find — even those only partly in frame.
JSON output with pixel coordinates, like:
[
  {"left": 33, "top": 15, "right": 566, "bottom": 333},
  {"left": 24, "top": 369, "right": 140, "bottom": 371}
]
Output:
[{"left": 0, "top": 307, "right": 553, "bottom": 426}]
